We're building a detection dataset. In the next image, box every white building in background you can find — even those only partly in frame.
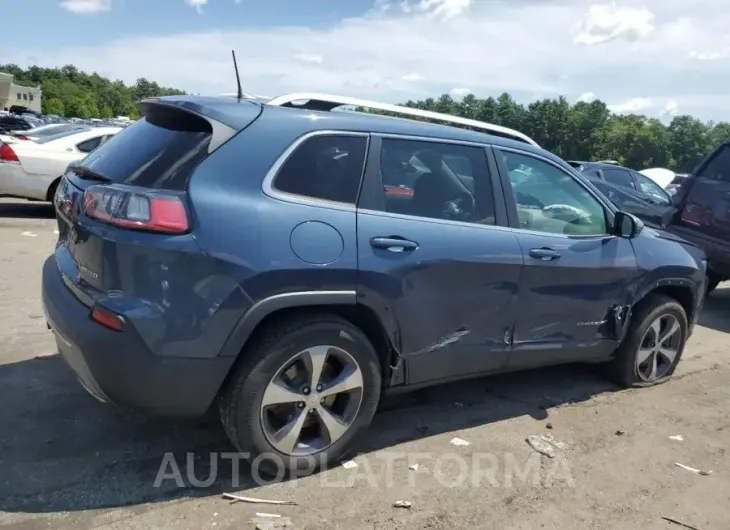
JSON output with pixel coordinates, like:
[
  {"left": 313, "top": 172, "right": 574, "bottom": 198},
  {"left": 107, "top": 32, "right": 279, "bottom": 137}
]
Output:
[{"left": 0, "top": 72, "right": 43, "bottom": 113}]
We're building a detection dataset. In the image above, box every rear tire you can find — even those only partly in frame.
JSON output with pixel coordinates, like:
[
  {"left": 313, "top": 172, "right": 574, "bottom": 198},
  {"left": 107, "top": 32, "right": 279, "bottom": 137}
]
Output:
[
  {"left": 219, "top": 314, "right": 382, "bottom": 477},
  {"left": 606, "top": 294, "right": 688, "bottom": 388}
]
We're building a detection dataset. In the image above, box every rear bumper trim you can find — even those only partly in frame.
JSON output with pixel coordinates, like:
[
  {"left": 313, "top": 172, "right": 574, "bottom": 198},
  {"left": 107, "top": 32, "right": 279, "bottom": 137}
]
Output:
[{"left": 41, "top": 255, "right": 235, "bottom": 417}]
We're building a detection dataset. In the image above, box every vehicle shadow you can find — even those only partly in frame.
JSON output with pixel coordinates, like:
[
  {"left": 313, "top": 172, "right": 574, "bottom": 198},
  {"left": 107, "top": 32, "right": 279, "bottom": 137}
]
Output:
[
  {"left": 0, "top": 352, "right": 616, "bottom": 515},
  {"left": 0, "top": 200, "right": 54, "bottom": 219},
  {"left": 698, "top": 285, "right": 730, "bottom": 334}
]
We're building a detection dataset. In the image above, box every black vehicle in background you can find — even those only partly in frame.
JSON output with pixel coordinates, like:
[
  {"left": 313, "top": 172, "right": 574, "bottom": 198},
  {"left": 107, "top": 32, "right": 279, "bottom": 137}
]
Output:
[
  {"left": 665, "top": 137, "right": 730, "bottom": 294},
  {"left": 0, "top": 115, "right": 38, "bottom": 134},
  {"left": 572, "top": 162, "right": 672, "bottom": 228},
  {"left": 8, "top": 105, "right": 41, "bottom": 118}
]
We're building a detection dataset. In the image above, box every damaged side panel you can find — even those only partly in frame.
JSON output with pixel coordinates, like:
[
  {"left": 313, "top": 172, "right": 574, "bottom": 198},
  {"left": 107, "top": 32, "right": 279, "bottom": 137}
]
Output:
[
  {"left": 356, "top": 211, "right": 525, "bottom": 386},
  {"left": 506, "top": 233, "right": 638, "bottom": 369}
]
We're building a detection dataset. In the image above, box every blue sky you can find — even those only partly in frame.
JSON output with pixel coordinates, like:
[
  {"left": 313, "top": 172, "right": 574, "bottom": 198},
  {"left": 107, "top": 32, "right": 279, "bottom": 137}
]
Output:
[
  {"left": 4, "top": 0, "right": 730, "bottom": 121},
  {"left": 2, "top": 0, "right": 369, "bottom": 45}
]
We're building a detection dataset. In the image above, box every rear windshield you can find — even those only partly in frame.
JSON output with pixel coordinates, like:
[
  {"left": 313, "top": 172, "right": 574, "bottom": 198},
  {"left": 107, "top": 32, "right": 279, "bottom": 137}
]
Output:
[{"left": 76, "top": 106, "right": 213, "bottom": 190}]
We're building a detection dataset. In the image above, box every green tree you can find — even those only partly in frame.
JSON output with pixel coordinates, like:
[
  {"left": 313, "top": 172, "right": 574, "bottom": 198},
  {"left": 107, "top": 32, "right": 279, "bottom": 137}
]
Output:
[
  {"left": 667, "top": 116, "right": 709, "bottom": 172},
  {"left": 43, "top": 98, "right": 65, "bottom": 116},
  {"left": 401, "top": 93, "right": 723, "bottom": 171},
  {"left": 5, "top": 62, "right": 726, "bottom": 171},
  {"left": 0, "top": 63, "right": 186, "bottom": 121}
]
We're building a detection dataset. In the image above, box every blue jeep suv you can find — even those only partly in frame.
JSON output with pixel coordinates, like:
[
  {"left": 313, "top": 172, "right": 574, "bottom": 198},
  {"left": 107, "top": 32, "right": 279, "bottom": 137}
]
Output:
[{"left": 42, "top": 93, "right": 706, "bottom": 474}]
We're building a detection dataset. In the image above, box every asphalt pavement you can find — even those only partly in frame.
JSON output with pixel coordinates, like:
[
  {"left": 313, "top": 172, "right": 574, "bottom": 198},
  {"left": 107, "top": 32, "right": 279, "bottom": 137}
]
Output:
[{"left": 1, "top": 198, "right": 729, "bottom": 530}]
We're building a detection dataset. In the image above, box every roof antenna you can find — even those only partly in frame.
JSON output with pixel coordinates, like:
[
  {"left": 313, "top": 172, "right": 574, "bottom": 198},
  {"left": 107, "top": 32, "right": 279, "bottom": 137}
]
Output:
[{"left": 231, "top": 49, "right": 243, "bottom": 101}]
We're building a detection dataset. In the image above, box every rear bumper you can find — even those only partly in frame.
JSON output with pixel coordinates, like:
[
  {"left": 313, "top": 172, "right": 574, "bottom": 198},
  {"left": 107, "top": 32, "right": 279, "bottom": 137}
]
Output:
[{"left": 41, "top": 255, "right": 235, "bottom": 417}]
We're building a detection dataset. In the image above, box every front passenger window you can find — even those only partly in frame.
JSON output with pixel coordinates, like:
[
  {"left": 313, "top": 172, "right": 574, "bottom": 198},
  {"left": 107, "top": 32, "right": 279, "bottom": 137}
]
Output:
[{"left": 501, "top": 151, "right": 609, "bottom": 236}]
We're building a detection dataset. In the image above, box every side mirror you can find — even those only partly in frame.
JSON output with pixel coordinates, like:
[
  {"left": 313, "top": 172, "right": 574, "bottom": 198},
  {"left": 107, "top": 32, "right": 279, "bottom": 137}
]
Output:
[{"left": 614, "top": 211, "right": 644, "bottom": 238}]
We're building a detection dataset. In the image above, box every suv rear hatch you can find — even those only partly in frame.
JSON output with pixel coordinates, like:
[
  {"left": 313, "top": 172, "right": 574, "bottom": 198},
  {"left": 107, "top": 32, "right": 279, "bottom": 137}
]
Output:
[{"left": 53, "top": 97, "right": 262, "bottom": 304}]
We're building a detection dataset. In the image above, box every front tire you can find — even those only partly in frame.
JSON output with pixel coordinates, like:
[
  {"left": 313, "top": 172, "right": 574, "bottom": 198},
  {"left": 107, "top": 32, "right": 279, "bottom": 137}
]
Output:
[
  {"left": 607, "top": 294, "right": 688, "bottom": 388},
  {"left": 219, "top": 314, "right": 382, "bottom": 477}
]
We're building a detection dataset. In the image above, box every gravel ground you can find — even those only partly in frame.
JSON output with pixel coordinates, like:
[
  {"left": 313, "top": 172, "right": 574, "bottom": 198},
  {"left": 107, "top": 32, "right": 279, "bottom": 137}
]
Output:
[{"left": 1, "top": 198, "right": 729, "bottom": 530}]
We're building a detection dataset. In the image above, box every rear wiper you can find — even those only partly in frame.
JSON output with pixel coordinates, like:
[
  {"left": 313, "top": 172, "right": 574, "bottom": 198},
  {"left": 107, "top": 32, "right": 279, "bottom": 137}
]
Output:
[{"left": 68, "top": 165, "right": 111, "bottom": 182}]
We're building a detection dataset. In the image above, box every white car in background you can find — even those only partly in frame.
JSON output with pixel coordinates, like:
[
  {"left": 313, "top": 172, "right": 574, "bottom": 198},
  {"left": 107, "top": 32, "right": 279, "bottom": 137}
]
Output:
[
  {"left": 0, "top": 126, "right": 122, "bottom": 202},
  {"left": 639, "top": 167, "right": 676, "bottom": 189},
  {"left": 1, "top": 123, "right": 88, "bottom": 142}
]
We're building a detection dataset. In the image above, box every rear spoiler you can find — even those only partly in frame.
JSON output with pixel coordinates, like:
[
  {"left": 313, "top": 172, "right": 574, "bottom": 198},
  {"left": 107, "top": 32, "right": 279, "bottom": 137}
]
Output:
[{"left": 136, "top": 97, "right": 263, "bottom": 152}]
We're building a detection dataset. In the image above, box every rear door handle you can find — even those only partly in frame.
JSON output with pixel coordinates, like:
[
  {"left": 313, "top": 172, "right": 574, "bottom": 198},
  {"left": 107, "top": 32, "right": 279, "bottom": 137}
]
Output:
[
  {"left": 370, "top": 237, "right": 418, "bottom": 252},
  {"left": 529, "top": 247, "right": 561, "bottom": 261}
]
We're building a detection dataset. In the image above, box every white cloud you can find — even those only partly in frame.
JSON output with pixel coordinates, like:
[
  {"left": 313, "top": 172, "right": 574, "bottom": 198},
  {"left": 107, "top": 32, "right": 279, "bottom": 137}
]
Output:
[
  {"left": 688, "top": 48, "right": 730, "bottom": 60},
  {"left": 10, "top": 0, "right": 730, "bottom": 121},
  {"left": 185, "top": 0, "right": 207, "bottom": 13},
  {"left": 293, "top": 53, "right": 324, "bottom": 64},
  {"left": 661, "top": 100, "right": 679, "bottom": 116},
  {"left": 59, "top": 0, "right": 111, "bottom": 14},
  {"left": 412, "top": 0, "right": 471, "bottom": 20},
  {"left": 401, "top": 73, "right": 424, "bottom": 82},
  {"left": 608, "top": 97, "right": 653, "bottom": 114},
  {"left": 577, "top": 92, "right": 596, "bottom": 103},
  {"left": 450, "top": 88, "right": 471, "bottom": 98},
  {"left": 574, "top": 3, "right": 655, "bottom": 45}
]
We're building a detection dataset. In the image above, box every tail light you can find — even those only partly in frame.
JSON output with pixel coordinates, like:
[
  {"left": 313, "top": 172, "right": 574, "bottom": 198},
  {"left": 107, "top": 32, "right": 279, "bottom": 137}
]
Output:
[
  {"left": 91, "top": 306, "right": 124, "bottom": 331},
  {"left": 16, "top": 135, "right": 29, "bottom": 140},
  {"left": 0, "top": 143, "right": 19, "bottom": 164},
  {"left": 83, "top": 184, "right": 189, "bottom": 234}
]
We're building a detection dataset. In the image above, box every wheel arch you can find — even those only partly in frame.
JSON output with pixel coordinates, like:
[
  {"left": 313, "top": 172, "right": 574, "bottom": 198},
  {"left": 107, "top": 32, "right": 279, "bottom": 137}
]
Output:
[
  {"left": 627, "top": 279, "right": 697, "bottom": 336},
  {"left": 218, "top": 291, "right": 402, "bottom": 388}
]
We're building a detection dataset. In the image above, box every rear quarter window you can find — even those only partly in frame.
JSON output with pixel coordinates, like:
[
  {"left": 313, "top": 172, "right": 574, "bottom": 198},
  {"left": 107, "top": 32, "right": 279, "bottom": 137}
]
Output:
[{"left": 272, "top": 134, "right": 368, "bottom": 205}]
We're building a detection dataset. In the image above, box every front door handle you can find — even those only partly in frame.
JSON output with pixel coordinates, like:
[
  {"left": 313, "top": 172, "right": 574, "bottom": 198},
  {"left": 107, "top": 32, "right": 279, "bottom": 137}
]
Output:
[
  {"left": 371, "top": 237, "right": 418, "bottom": 252},
  {"left": 529, "top": 247, "right": 561, "bottom": 261}
]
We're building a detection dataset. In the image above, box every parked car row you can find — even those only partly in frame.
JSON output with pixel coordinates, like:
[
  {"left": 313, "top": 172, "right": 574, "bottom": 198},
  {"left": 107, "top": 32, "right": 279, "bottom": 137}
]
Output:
[
  {"left": 569, "top": 161, "right": 673, "bottom": 229},
  {"left": 0, "top": 126, "right": 121, "bottom": 201},
  {"left": 39, "top": 91, "right": 707, "bottom": 476},
  {"left": 0, "top": 110, "right": 134, "bottom": 135}
]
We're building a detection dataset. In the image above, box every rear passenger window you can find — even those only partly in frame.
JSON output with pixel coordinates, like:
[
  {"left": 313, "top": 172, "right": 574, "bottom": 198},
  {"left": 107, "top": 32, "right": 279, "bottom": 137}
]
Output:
[
  {"left": 602, "top": 168, "right": 636, "bottom": 189},
  {"left": 379, "top": 138, "right": 495, "bottom": 225},
  {"left": 273, "top": 135, "right": 367, "bottom": 204}
]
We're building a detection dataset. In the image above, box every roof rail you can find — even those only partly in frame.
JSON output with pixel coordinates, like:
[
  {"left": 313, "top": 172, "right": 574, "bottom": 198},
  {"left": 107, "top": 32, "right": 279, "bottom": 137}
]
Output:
[{"left": 265, "top": 93, "right": 539, "bottom": 147}]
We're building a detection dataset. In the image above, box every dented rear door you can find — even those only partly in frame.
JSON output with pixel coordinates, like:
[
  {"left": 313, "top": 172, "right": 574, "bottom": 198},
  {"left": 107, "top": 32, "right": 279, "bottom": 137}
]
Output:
[{"left": 356, "top": 136, "right": 523, "bottom": 385}]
